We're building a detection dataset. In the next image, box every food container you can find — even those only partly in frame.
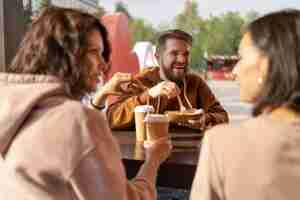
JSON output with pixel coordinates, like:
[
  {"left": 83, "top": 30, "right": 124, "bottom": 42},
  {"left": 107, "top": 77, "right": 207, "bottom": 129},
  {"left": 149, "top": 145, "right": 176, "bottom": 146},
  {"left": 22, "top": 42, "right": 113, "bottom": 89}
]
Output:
[{"left": 165, "top": 109, "right": 204, "bottom": 123}]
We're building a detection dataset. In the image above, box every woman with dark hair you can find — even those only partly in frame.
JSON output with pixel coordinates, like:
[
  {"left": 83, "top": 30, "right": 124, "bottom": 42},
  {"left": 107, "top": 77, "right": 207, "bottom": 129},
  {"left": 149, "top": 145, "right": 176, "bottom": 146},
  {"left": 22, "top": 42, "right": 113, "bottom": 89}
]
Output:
[
  {"left": 190, "top": 9, "right": 300, "bottom": 200},
  {"left": 0, "top": 7, "right": 171, "bottom": 200}
]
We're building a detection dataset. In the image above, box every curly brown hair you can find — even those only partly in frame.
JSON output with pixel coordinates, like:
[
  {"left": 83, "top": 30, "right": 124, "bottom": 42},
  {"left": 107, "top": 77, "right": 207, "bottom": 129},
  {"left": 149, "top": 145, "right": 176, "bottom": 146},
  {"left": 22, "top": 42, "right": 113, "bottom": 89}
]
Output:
[{"left": 8, "top": 6, "right": 111, "bottom": 99}]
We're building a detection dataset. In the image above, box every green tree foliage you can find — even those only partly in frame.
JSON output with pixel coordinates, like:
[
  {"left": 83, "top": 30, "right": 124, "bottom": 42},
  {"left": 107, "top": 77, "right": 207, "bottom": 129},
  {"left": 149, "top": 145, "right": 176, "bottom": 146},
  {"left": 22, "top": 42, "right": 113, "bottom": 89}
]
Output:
[
  {"left": 174, "top": 0, "right": 203, "bottom": 34},
  {"left": 30, "top": 0, "right": 51, "bottom": 16},
  {"left": 244, "top": 10, "right": 260, "bottom": 24},
  {"left": 39, "top": 0, "right": 51, "bottom": 8},
  {"left": 21, "top": 0, "right": 50, "bottom": 26},
  {"left": 202, "top": 12, "right": 244, "bottom": 55},
  {"left": 174, "top": 1, "right": 246, "bottom": 71},
  {"left": 22, "top": 0, "right": 33, "bottom": 26},
  {"left": 113, "top": 1, "right": 157, "bottom": 46},
  {"left": 157, "top": 22, "right": 172, "bottom": 32},
  {"left": 116, "top": 0, "right": 256, "bottom": 73},
  {"left": 115, "top": 1, "right": 132, "bottom": 21},
  {"left": 129, "top": 18, "right": 157, "bottom": 46},
  {"left": 91, "top": 0, "right": 106, "bottom": 18},
  {"left": 174, "top": 0, "right": 205, "bottom": 70},
  {"left": 93, "top": 6, "right": 106, "bottom": 18}
]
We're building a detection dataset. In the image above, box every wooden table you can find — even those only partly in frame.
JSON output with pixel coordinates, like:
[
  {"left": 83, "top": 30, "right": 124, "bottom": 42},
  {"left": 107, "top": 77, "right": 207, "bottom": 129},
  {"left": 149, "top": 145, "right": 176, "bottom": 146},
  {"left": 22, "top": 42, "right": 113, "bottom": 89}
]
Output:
[{"left": 113, "top": 130, "right": 202, "bottom": 189}]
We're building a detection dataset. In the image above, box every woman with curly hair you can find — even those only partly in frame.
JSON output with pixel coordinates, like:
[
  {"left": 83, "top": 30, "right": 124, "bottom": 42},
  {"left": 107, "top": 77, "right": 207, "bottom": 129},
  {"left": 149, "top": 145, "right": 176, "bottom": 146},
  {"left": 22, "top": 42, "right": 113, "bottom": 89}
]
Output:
[{"left": 0, "top": 7, "right": 171, "bottom": 200}]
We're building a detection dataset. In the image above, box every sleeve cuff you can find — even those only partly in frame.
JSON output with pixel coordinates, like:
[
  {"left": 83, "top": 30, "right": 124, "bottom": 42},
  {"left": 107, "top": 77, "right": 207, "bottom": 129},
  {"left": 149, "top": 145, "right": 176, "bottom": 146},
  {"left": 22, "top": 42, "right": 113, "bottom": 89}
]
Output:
[{"left": 90, "top": 98, "right": 106, "bottom": 110}]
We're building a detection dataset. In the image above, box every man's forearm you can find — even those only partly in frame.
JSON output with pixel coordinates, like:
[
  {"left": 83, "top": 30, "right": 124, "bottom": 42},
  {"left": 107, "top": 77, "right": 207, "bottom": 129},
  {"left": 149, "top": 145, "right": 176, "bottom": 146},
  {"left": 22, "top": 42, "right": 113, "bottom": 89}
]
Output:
[
  {"left": 107, "top": 95, "right": 144, "bottom": 129},
  {"left": 205, "top": 111, "right": 229, "bottom": 128}
]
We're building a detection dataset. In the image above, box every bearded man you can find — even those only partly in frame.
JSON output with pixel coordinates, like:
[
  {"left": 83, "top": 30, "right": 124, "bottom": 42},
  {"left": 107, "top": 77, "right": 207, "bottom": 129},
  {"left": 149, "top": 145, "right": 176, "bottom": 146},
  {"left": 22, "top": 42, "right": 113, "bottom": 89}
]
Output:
[{"left": 107, "top": 29, "right": 228, "bottom": 132}]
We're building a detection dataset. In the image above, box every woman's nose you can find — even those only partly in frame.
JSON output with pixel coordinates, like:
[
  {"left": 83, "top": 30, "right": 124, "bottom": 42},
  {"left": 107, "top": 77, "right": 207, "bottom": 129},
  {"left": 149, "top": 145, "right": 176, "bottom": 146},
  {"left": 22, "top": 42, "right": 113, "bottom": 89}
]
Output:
[
  {"left": 97, "top": 60, "right": 109, "bottom": 79},
  {"left": 231, "top": 65, "right": 240, "bottom": 80},
  {"left": 96, "top": 54, "right": 107, "bottom": 69}
]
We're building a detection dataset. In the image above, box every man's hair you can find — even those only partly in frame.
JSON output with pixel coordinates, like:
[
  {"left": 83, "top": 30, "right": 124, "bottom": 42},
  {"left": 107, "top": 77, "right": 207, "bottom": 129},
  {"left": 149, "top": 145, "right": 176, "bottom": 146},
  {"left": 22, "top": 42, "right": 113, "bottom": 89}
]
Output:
[
  {"left": 156, "top": 29, "right": 193, "bottom": 53},
  {"left": 246, "top": 9, "right": 300, "bottom": 116},
  {"left": 8, "top": 6, "right": 111, "bottom": 98}
]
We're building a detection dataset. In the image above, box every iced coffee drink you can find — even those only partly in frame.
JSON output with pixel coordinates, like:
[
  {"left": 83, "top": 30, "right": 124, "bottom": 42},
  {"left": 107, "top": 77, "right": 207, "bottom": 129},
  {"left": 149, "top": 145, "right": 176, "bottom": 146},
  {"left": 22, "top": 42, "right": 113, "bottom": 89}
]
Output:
[
  {"left": 144, "top": 114, "right": 169, "bottom": 142},
  {"left": 134, "top": 105, "right": 154, "bottom": 142}
]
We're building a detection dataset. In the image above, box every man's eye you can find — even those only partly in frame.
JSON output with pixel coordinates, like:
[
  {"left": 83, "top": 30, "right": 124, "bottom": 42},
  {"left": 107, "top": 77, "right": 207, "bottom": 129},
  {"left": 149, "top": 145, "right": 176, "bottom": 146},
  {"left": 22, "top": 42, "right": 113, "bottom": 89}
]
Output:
[
  {"left": 183, "top": 52, "right": 189, "bottom": 57},
  {"left": 171, "top": 52, "right": 178, "bottom": 56}
]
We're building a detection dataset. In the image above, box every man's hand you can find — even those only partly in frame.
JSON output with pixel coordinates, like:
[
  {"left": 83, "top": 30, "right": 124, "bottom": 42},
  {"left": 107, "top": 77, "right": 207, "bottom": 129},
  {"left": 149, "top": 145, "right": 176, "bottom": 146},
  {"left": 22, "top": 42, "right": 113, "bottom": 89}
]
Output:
[
  {"left": 148, "top": 81, "right": 180, "bottom": 99},
  {"left": 178, "top": 113, "right": 206, "bottom": 131}
]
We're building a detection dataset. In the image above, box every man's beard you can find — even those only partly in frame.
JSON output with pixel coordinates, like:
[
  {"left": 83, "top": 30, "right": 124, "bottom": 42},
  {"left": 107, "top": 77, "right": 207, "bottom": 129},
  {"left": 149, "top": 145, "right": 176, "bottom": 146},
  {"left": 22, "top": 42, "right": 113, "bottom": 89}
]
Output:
[{"left": 160, "top": 64, "right": 187, "bottom": 84}]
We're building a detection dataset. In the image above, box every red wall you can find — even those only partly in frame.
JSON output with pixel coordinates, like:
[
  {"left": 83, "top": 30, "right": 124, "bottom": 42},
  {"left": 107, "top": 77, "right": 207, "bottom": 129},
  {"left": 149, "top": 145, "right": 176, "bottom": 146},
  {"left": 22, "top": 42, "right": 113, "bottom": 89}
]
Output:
[{"left": 101, "top": 13, "right": 139, "bottom": 81}]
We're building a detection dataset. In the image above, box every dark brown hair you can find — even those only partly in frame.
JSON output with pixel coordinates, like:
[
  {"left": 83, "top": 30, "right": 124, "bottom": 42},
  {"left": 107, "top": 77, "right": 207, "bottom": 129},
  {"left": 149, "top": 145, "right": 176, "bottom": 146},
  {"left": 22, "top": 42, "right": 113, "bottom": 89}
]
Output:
[
  {"left": 156, "top": 29, "right": 193, "bottom": 53},
  {"left": 8, "top": 6, "right": 111, "bottom": 99},
  {"left": 245, "top": 9, "right": 300, "bottom": 116}
]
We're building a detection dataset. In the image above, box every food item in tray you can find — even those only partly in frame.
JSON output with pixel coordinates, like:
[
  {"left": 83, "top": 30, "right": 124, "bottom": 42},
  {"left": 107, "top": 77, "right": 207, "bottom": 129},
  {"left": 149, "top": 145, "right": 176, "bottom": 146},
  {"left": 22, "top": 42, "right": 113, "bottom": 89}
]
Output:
[{"left": 165, "top": 109, "right": 203, "bottom": 123}]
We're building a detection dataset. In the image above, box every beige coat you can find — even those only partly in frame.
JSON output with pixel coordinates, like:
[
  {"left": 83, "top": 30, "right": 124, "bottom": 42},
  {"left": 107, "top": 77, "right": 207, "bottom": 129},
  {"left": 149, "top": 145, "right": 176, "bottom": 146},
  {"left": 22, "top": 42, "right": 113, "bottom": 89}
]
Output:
[
  {"left": 191, "top": 108, "right": 300, "bottom": 200},
  {"left": 0, "top": 73, "right": 156, "bottom": 200}
]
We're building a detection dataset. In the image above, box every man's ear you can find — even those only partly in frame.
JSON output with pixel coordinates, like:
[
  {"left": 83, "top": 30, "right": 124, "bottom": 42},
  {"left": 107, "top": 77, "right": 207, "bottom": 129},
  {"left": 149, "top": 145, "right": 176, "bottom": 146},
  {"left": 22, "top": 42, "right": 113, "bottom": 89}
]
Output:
[{"left": 155, "top": 51, "right": 160, "bottom": 61}]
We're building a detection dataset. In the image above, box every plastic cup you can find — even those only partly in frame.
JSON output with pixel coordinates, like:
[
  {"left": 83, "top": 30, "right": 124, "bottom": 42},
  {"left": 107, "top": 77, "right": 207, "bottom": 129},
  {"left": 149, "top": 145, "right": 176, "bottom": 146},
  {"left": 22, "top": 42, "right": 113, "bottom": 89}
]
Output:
[{"left": 134, "top": 105, "right": 154, "bottom": 142}]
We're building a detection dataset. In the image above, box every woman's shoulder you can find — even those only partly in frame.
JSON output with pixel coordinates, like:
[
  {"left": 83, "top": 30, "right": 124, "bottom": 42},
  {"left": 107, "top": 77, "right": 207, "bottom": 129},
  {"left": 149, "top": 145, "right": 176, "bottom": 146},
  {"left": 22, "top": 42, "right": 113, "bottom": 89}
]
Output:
[
  {"left": 205, "top": 115, "right": 273, "bottom": 143},
  {"left": 42, "top": 98, "right": 109, "bottom": 146},
  {"left": 51, "top": 98, "right": 106, "bottom": 122},
  {"left": 204, "top": 114, "right": 293, "bottom": 159},
  {"left": 43, "top": 98, "right": 113, "bottom": 170}
]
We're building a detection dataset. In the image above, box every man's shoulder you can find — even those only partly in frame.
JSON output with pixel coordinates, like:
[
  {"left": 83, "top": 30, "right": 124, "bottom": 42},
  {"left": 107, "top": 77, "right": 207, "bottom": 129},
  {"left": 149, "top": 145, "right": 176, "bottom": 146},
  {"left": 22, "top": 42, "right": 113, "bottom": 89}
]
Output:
[{"left": 186, "top": 72, "right": 207, "bottom": 86}]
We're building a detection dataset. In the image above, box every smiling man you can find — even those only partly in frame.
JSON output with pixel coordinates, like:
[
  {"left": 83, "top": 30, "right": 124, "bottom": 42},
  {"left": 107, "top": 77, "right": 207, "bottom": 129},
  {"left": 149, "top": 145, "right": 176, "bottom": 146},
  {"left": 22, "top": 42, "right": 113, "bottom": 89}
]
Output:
[{"left": 107, "top": 29, "right": 228, "bottom": 132}]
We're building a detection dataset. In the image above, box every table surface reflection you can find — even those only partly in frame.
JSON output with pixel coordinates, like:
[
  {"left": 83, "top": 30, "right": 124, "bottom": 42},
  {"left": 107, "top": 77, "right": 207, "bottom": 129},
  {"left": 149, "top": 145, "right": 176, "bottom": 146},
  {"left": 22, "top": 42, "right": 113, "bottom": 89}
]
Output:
[{"left": 113, "top": 130, "right": 202, "bottom": 189}]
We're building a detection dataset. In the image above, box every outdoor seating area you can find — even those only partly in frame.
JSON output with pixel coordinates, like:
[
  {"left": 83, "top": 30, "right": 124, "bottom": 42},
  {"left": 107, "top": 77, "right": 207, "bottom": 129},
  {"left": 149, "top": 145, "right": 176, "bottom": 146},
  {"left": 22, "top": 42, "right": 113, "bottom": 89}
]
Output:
[{"left": 1, "top": 1, "right": 300, "bottom": 200}]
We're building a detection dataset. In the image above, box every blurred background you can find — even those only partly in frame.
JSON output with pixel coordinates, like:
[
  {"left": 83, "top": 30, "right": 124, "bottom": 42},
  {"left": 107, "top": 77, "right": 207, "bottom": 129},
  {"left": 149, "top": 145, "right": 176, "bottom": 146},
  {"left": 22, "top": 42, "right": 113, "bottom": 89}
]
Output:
[{"left": 1, "top": 0, "right": 299, "bottom": 122}]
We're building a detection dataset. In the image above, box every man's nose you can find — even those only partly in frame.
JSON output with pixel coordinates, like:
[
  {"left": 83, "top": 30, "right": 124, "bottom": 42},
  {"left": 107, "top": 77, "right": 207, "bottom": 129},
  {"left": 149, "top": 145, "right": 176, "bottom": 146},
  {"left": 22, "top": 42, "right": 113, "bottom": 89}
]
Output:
[{"left": 177, "top": 54, "right": 188, "bottom": 63}]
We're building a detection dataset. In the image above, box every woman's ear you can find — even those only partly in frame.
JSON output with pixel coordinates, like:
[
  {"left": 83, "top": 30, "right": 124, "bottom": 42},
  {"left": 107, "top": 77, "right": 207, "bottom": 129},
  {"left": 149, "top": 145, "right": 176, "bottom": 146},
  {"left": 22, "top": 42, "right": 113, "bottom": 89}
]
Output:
[{"left": 260, "top": 55, "right": 269, "bottom": 81}]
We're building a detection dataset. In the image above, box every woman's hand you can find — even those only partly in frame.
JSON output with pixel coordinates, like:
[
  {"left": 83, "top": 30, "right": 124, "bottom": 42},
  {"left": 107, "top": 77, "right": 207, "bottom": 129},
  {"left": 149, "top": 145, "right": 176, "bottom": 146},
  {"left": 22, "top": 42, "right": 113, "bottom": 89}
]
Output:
[
  {"left": 144, "top": 138, "right": 172, "bottom": 167},
  {"left": 92, "top": 73, "right": 134, "bottom": 106},
  {"left": 101, "top": 72, "right": 134, "bottom": 96}
]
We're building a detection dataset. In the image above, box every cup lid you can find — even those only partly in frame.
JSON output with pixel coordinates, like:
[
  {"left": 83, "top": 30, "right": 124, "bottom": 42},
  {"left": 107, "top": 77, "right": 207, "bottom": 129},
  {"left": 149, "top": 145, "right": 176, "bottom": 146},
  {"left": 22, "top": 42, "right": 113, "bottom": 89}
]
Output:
[
  {"left": 144, "top": 114, "right": 169, "bottom": 123},
  {"left": 134, "top": 105, "right": 154, "bottom": 112}
]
